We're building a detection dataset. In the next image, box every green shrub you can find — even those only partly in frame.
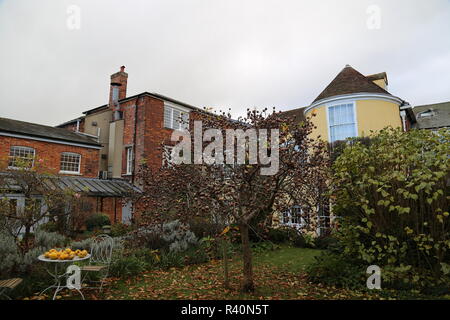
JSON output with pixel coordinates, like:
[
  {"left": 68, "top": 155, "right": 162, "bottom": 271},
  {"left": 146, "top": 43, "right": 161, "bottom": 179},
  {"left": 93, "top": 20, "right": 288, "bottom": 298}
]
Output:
[
  {"left": 314, "top": 235, "right": 339, "bottom": 250},
  {"left": 34, "top": 228, "right": 67, "bottom": 249},
  {"left": 332, "top": 127, "right": 450, "bottom": 290},
  {"left": 306, "top": 251, "right": 366, "bottom": 289},
  {"left": 129, "top": 248, "right": 161, "bottom": 269},
  {"left": 291, "top": 233, "right": 306, "bottom": 248},
  {"left": 159, "top": 250, "right": 185, "bottom": 269},
  {"left": 111, "top": 223, "right": 131, "bottom": 237},
  {"left": 182, "top": 245, "right": 210, "bottom": 265},
  {"left": 0, "top": 232, "right": 20, "bottom": 277},
  {"left": 85, "top": 213, "right": 111, "bottom": 231},
  {"left": 110, "top": 255, "right": 147, "bottom": 277},
  {"left": 267, "top": 228, "right": 291, "bottom": 243}
]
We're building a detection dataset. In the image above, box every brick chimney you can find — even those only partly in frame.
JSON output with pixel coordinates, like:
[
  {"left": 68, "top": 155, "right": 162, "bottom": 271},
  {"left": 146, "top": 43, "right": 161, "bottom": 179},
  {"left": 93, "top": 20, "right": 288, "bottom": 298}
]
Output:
[{"left": 109, "top": 66, "right": 128, "bottom": 108}]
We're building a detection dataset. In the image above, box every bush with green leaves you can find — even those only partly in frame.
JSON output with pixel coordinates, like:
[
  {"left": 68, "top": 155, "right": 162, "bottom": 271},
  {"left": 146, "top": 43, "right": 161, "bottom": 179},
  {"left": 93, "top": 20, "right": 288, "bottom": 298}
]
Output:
[
  {"left": 306, "top": 251, "right": 366, "bottom": 289},
  {"left": 266, "top": 227, "right": 291, "bottom": 243},
  {"left": 0, "top": 231, "right": 20, "bottom": 277},
  {"left": 85, "top": 213, "right": 111, "bottom": 231},
  {"left": 34, "top": 228, "right": 67, "bottom": 249},
  {"left": 110, "top": 223, "right": 131, "bottom": 237},
  {"left": 332, "top": 127, "right": 450, "bottom": 290},
  {"left": 0, "top": 228, "right": 68, "bottom": 279},
  {"left": 109, "top": 255, "right": 147, "bottom": 277}
]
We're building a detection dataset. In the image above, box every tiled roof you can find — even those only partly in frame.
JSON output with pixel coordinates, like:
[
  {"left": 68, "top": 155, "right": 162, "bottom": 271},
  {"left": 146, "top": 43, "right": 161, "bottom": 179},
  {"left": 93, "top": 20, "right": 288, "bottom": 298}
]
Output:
[
  {"left": 0, "top": 117, "right": 100, "bottom": 147},
  {"left": 82, "top": 92, "right": 204, "bottom": 115},
  {"left": 312, "top": 65, "right": 392, "bottom": 103},
  {"left": 413, "top": 101, "right": 450, "bottom": 129},
  {"left": 366, "top": 72, "right": 388, "bottom": 84},
  {"left": 278, "top": 107, "right": 307, "bottom": 124}
]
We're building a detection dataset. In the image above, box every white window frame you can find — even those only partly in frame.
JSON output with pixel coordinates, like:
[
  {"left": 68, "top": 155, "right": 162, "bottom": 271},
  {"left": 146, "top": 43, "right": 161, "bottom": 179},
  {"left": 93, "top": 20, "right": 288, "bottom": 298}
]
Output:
[
  {"left": 326, "top": 101, "right": 358, "bottom": 143},
  {"left": 59, "top": 152, "right": 81, "bottom": 174},
  {"left": 126, "top": 147, "right": 133, "bottom": 175},
  {"left": 164, "top": 103, "right": 190, "bottom": 131},
  {"left": 8, "top": 146, "right": 35, "bottom": 169},
  {"left": 281, "top": 205, "right": 307, "bottom": 230}
]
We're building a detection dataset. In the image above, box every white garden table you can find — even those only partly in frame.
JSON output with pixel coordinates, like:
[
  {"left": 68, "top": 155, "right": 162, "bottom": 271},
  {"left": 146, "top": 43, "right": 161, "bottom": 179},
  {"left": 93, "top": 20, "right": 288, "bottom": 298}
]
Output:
[{"left": 37, "top": 254, "right": 91, "bottom": 300}]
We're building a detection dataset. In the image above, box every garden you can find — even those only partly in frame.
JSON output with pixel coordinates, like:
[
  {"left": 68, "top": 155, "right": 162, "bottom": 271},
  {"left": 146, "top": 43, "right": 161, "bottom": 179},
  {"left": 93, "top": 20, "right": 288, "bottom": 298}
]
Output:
[{"left": 0, "top": 114, "right": 449, "bottom": 300}]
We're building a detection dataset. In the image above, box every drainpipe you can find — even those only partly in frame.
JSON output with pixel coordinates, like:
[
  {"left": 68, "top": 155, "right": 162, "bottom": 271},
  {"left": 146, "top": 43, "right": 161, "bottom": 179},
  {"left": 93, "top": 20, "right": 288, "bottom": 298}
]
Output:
[
  {"left": 132, "top": 94, "right": 143, "bottom": 185},
  {"left": 400, "top": 110, "right": 407, "bottom": 132},
  {"left": 76, "top": 119, "right": 80, "bottom": 132}
]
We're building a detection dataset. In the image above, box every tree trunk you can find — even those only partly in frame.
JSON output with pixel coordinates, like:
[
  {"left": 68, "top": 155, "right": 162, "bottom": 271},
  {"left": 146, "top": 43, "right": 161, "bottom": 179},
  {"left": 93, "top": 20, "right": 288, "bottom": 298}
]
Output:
[
  {"left": 222, "top": 239, "right": 230, "bottom": 289},
  {"left": 239, "top": 222, "right": 255, "bottom": 292},
  {"left": 23, "top": 224, "right": 32, "bottom": 252}
]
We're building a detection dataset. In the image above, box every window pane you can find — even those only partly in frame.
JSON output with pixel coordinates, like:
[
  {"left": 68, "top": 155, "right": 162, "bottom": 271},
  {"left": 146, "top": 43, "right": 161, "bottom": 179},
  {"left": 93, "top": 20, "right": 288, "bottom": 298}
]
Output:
[
  {"left": 172, "top": 109, "right": 181, "bottom": 130},
  {"left": 60, "top": 153, "right": 81, "bottom": 173},
  {"left": 164, "top": 106, "right": 172, "bottom": 128},
  {"left": 9, "top": 146, "right": 35, "bottom": 168},
  {"left": 126, "top": 147, "right": 133, "bottom": 174},
  {"left": 329, "top": 104, "right": 356, "bottom": 142},
  {"left": 181, "top": 112, "right": 189, "bottom": 130}
]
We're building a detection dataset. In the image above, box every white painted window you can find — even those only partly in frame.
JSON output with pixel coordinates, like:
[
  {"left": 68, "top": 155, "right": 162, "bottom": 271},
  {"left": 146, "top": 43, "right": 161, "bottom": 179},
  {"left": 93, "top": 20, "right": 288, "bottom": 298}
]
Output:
[
  {"left": 164, "top": 105, "right": 189, "bottom": 130},
  {"left": 60, "top": 152, "right": 81, "bottom": 173},
  {"left": 8, "top": 146, "right": 35, "bottom": 168},
  {"left": 126, "top": 147, "right": 133, "bottom": 175},
  {"left": 328, "top": 103, "right": 357, "bottom": 143},
  {"left": 283, "top": 206, "right": 303, "bottom": 225}
]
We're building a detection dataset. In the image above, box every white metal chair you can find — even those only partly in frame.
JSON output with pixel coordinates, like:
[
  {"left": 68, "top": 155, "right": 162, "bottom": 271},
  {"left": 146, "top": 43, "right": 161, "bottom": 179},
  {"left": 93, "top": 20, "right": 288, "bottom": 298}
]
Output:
[{"left": 81, "top": 234, "right": 114, "bottom": 292}]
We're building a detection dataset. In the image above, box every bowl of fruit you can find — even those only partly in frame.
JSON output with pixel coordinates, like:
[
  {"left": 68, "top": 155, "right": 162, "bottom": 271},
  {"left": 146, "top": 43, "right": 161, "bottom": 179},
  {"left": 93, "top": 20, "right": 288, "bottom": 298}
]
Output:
[{"left": 43, "top": 248, "right": 89, "bottom": 261}]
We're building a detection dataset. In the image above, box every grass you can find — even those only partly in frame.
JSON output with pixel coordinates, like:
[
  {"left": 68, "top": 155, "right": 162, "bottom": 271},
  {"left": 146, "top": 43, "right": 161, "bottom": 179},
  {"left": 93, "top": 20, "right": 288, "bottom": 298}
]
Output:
[
  {"left": 67, "top": 245, "right": 383, "bottom": 300},
  {"left": 254, "top": 246, "right": 321, "bottom": 273},
  {"left": 28, "top": 245, "right": 447, "bottom": 300}
]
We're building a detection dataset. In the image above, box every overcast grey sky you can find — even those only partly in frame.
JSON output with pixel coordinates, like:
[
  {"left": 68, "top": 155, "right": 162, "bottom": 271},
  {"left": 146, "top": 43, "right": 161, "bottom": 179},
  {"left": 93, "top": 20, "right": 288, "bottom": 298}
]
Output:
[{"left": 0, "top": 0, "right": 449, "bottom": 126}]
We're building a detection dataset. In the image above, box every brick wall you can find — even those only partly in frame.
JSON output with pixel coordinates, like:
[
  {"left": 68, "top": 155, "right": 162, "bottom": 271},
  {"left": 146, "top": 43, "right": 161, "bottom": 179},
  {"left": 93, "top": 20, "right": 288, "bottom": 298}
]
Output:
[
  {"left": 0, "top": 136, "right": 99, "bottom": 177},
  {"left": 117, "top": 96, "right": 205, "bottom": 181}
]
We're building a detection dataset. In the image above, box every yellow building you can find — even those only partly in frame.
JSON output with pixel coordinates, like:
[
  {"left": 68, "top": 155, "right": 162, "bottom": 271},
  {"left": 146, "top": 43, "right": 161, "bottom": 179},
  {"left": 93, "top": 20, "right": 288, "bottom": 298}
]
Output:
[
  {"left": 278, "top": 65, "right": 418, "bottom": 234},
  {"left": 285, "top": 65, "right": 416, "bottom": 143}
]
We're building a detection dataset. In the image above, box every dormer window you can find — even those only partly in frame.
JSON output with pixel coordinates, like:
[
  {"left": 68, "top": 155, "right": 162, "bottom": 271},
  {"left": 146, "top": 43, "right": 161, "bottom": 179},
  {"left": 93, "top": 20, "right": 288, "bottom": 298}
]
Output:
[{"left": 417, "top": 109, "right": 435, "bottom": 118}]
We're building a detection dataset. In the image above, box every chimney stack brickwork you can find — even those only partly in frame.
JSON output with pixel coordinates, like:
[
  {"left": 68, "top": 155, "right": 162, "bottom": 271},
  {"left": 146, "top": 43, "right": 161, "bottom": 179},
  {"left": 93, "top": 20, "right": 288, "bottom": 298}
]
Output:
[{"left": 109, "top": 66, "right": 128, "bottom": 107}]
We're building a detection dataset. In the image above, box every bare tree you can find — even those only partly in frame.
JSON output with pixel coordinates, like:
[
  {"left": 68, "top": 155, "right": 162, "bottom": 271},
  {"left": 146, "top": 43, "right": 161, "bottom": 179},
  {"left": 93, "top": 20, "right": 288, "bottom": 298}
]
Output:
[{"left": 133, "top": 108, "right": 330, "bottom": 292}]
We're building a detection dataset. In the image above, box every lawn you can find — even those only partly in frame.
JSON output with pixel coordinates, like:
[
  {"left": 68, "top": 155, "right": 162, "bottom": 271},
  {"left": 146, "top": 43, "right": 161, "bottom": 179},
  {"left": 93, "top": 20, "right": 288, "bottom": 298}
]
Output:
[
  {"left": 71, "top": 246, "right": 383, "bottom": 300},
  {"left": 28, "top": 245, "right": 447, "bottom": 300}
]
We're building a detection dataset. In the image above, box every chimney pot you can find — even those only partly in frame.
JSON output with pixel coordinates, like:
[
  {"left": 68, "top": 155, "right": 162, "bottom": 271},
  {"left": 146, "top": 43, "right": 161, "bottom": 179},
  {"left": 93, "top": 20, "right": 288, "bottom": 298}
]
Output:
[{"left": 120, "top": 65, "right": 125, "bottom": 72}]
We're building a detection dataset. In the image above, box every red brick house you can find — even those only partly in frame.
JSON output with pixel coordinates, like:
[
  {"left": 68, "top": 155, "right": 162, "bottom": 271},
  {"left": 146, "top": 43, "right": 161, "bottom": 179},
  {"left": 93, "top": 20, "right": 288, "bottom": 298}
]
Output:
[
  {"left": 0, "top": 117, "right": 137, "bottom": 225},
  {"left": 57, "top": 66, "right": 205, "bottom": 184}
]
